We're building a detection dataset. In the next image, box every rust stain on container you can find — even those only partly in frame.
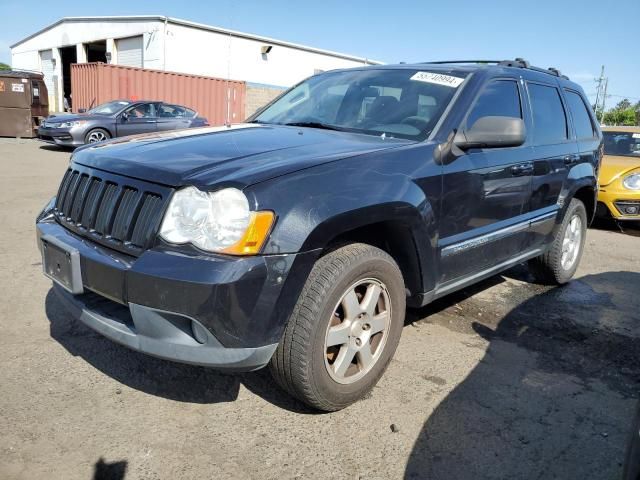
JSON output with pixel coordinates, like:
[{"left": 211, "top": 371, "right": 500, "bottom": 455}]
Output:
[{"left": 71, "top": 63, "right": 245, "bottom": 125}]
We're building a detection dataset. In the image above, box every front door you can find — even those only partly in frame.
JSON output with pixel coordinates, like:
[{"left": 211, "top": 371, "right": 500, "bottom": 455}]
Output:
[
  {"left": 439, "top": 78, "right": 534, "bottom": 282},
  {"left": 117, "top": 103, "right": 157, "bottom": 137}
]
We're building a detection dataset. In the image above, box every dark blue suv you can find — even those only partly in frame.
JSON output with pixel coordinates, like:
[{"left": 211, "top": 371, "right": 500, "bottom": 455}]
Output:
[{"left": 36, "top": 59, "right": 601, "bottom": 411}]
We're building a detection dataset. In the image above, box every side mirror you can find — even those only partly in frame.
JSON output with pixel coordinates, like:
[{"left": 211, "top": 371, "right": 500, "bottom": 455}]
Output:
[
  {"left": 454, "top": 116, "right": 526, "bottom": 150},
  {"left": 78, "top": 108, "right": 86, "bottom": 113},
  {"left": 120, "top": 112, "right": 129, "bottom": 122}
]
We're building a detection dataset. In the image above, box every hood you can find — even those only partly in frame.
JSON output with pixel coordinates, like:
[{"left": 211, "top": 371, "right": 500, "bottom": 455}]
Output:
[
  {"left": 71, "top": 124, "right": 410, "bottom": 188},
  {"left": 599, "top": 155, "right": 640, "bottom": 186},
  {"left": 46, "top": 113, "right": 104, "bottom": 123}
]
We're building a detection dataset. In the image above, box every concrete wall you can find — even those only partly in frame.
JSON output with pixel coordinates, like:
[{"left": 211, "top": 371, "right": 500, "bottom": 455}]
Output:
[{"left": 245, "top": 83, "right": 287, "bottom": 118}]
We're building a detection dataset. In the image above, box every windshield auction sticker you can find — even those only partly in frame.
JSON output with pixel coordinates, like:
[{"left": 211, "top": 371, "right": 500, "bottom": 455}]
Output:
[{"left": 410, "top": 72, "right": 464, "bottom": 87}]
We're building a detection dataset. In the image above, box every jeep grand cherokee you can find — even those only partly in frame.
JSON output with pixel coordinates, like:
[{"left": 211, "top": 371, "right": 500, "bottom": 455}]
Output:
[{"left": 36, "top": 59, "right": 601, "bottom": 411}]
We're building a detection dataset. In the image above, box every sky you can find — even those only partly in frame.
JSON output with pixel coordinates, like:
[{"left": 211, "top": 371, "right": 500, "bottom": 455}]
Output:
[{"left": 2, "top": 0, "right": 638, "bottom": 108}]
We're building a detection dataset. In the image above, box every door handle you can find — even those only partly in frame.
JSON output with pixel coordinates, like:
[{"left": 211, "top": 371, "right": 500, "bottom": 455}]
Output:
[{"left": 510, "top": 163, "right": 534, "bottom": 176}]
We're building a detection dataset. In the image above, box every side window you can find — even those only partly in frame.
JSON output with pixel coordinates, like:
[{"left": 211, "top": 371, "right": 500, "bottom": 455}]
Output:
[
  {"left": 564, "top": 90, "right": 595, "bottom": 139},
  {"left": 466, "top": 80, "right": 522, "bottom": 129},
  {"left": 528, "top": 83, "right": 568, "bottom": 145},
  {"left": 159, "top": 104, "right": 187, "bottom": 118},
  {"left": 125, "top": 103, "right": 155, "bottom": 119}
]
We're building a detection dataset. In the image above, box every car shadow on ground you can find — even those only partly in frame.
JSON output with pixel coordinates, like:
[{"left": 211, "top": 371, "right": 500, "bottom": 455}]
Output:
[
  {"left": 39, "top": 144, "right": 74, "bottom": 153},
  {"left": 591, "top": 216, "right": 640, "bottom": 238},
  {"left": 404, "top": 270, "right": 640, "bottom": 479},
  {"left": 44, "top": 289, "right": 314, "bottom": 413}
]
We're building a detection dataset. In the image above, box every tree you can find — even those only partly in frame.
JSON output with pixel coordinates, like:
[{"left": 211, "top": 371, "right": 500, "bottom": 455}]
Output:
[
  {"left": 601, "top": 98, "right": 640, "bottom": 126},
  {"left": 603, "top": 108, "right": 637, "bottom": 126},
  {"left": 615, "top": 98, "right": 632, "bottom": 111},
  {"left": 0, "top": 62, "right": 10, "bottom": 71}
]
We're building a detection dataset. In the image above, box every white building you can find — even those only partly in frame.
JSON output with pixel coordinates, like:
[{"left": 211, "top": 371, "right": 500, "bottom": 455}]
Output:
[{"left": 10, "top": 15, "right": 381, "bottom": 112}]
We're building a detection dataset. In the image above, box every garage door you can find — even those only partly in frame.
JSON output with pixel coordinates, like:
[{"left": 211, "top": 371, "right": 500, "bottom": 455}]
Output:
[
  {"left": 39, "top": 50, "right": 55, "bottom": 106},
  {"left": 116, "top": 36, "right": 143, "bottom": 68}
]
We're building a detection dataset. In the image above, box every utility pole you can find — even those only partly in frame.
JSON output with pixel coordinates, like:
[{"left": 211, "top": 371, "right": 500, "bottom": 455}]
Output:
[
  {"left": 600, "top": 78, "right": 609, "bottom": 124},
  {"left": 594, "top": 65, "right": 605, "bottom": 118}
]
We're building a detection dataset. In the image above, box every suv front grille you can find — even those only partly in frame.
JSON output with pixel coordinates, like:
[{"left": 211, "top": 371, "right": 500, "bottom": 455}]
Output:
[{"left": 54, "top": 167, "right": 170, "bottom": 256}]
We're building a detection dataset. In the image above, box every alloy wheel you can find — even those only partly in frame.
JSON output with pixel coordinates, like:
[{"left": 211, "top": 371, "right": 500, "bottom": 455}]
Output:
[
  {"left": 561, "top": 214, "right": 582, "bottom": 270},
  {"left": 324, "top": 278, "right": 391, "bottom": 384}
]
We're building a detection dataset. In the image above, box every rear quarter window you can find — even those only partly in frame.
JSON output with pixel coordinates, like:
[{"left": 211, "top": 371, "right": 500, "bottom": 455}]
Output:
[{"left": 564, "top": 90, "right": 596, "bottom": 139}]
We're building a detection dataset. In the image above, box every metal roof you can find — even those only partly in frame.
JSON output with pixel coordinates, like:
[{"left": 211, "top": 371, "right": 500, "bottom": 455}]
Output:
[{"left": 10, "top": 16, "right": 383, "bottom": 65}]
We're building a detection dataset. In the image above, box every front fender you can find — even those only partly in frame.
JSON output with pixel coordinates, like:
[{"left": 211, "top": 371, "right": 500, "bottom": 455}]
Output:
[{"left": 247, "top": 147, "right": 441, "bottom": 294}]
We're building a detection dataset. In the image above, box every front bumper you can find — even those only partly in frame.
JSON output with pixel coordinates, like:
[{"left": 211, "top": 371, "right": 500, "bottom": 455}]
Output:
[
  {"left": 597, "top": 186, "right": 640, "bottom": 220},
  {"left": 37, "top": 215, "right": 317, "bottom": 371},
  {"left": 38, "top": 126, "right": 85, "bottom": 147}
]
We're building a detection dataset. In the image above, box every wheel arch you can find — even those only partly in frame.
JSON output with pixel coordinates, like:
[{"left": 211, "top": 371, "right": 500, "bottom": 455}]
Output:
[
  {"left": 565, "top": 162, "right": 597, "bottom": 224},
  {"left": 295, "top": 200, "right": 438, "bottom": 301},
  {"left": 85, "top": 126, "right": 113, "bottom": 141}
]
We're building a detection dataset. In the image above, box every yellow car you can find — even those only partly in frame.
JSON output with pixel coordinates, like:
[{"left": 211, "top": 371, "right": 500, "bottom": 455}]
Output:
[{"left": 597, "top": 126, "right": 640, "bottom": 220}]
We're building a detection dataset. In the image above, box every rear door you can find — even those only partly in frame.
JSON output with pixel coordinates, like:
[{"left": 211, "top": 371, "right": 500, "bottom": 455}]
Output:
[
  {"left": 439, "top": 77, "right": 535, "bottom": 282},
  {"left": 116, "top": 103, "right": 157, "bottom": 137},
  {"left": 522, "top": 80, "right": 575, "bottom": 250},
  {"left": 563, "top": 88, "right": 601, "bottom": 179},
  {"left": 156, "top": 103, "right": 193, "bottom": 132}
]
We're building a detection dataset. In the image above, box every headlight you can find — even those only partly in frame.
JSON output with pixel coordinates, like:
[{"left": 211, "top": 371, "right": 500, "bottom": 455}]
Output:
[
  {"left": 623, "top": 173, "right": 640, "bottom": 190},
  {"left": 58, "top": 120, "right": 87, "bottom": 128},
  {"left": 159, "top": 186, "right": 274, "bottom": 255}
]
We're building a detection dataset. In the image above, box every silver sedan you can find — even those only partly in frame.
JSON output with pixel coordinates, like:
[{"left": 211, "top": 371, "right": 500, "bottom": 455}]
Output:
[{"left": 37, "top": 100, "right": 209, "bottom": 147}]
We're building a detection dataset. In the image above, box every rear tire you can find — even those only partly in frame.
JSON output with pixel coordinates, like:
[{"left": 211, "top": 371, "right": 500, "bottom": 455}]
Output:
[
  {"left": 270, "top": 243, "right": 405, "bottom": 411},
  {"left": 528, "top": 198, "right": 587, "bottom": 285},
  {"left": 84, "top": 128, "right": 111, "bottom": 144}
]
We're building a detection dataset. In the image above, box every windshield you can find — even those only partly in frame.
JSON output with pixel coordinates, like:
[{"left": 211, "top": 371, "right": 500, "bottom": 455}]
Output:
[
  {"left": 603, "top": 131, "right": 640, "bottom": 157},
  {"left": 88, "top": 100, "right": 131, "bottom": 115},
  {"left": 251, "top": 68, "right": 467, "bottom": 140}
]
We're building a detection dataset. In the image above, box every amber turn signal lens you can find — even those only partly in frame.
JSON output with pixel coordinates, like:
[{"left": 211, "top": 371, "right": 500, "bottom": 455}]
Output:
[{"left": 221, "top": 211, "right": 275, "bottom": 255}]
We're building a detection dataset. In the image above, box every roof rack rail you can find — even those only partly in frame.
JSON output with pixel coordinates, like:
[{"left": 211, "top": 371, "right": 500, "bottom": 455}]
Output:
[
  {"left": 421, "top": 58, "right": 570, "bottom": 80},
  {"left": 499, "top": 58, "right": 570, "bottom": 79},
  {"left": 421, "top": 60, "right": 503, "bottom": 65},
  {"left": 498, "top": 58, "right": 531, "bottom": 68}
]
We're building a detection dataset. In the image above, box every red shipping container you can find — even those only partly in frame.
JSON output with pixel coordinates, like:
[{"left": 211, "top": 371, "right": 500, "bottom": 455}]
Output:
[{"left": 71, "top": 63, "right": 246, "bottom": 126}]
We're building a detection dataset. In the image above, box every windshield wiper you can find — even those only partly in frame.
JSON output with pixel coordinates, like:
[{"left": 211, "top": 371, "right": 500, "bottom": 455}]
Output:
[{"left": 282, "top": 121, "right": 344, "bottom": 131}]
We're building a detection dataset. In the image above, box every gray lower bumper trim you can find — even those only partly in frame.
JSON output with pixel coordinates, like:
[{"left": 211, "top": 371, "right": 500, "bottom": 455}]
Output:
[{"left": 53, "top": 284, "right": 277, "bottom": 371}]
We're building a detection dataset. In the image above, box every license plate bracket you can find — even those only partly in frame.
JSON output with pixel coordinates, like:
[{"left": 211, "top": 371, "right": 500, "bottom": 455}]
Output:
[{"left": 41, "top": 235, "right": 84, "bottom": 294}]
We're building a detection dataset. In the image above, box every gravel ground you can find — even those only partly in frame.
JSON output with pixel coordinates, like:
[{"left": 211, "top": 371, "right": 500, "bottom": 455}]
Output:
[{"left": 0, "top": 138, "right": 639, "bottom": 480}]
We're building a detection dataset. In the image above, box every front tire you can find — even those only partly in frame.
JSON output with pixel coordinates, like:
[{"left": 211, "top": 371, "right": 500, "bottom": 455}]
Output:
[
  {"left": 84, "top": 128, "right": 111, "bottom": 144},
  {"left": 528, "top": 198, "right": 587, "bottom": 284},
  {"left": 270, "top": 243, "right": 405, "bottom": 411}
]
